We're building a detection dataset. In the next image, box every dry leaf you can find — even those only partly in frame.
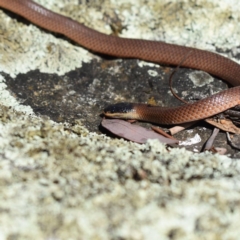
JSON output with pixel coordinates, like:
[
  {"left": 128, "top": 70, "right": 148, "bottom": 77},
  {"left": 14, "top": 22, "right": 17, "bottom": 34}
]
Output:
[
  {"left": 102, "top": 118, "right": 178, "bottom": 144},
  {"left": 205, "top": 118, "right": 240, "bottom": 134},
  {"left": 169, "top": 122, "right": 196, "bottom": 135}
]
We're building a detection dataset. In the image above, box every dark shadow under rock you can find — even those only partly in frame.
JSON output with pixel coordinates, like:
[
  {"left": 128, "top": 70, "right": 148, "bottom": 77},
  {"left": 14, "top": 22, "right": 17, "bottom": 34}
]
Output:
[{"left": 4, "top": 57, "right": 240, "bottom": 156}]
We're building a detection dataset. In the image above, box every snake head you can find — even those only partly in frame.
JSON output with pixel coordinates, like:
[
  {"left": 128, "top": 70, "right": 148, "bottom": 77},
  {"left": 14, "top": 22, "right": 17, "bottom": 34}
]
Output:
[{"left": 103, "top": 102, "right": 137, "bottom": 119}]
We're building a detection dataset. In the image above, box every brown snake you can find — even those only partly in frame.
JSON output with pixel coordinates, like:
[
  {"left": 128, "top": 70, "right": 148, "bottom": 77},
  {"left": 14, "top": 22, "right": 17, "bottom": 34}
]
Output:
[{"left": 1, "top": 0, "right": 240, "bottom": 124}]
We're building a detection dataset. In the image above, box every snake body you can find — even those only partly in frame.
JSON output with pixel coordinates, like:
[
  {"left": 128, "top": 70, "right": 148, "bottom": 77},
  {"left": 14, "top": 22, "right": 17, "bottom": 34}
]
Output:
[{"left": 1, "top": 0, "right": 240, "bottom": 124}]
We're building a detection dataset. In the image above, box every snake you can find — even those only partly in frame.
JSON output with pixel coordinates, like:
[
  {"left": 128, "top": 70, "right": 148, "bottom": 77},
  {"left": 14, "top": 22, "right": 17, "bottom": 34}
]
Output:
[{"left": 1, "top": 0, "right": 240, "bottom": 124}]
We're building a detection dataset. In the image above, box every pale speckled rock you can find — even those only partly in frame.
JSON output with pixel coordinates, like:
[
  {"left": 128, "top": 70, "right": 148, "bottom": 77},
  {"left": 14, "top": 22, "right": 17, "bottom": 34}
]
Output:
[{"left": 0, "top": 0, "right": 240, "bottom": 239}]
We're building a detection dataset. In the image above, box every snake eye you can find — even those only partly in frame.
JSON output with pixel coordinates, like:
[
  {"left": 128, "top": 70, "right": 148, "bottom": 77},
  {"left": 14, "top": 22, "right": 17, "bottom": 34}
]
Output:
[{"left": 104, "top": 102, "right": 134, "bottom": 114}]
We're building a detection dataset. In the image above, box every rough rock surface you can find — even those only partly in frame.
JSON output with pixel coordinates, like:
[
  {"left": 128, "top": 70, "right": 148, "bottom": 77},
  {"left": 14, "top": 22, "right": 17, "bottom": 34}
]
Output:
[{"left": 0, "top": 0, "right": 240, "bottom": 239}]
